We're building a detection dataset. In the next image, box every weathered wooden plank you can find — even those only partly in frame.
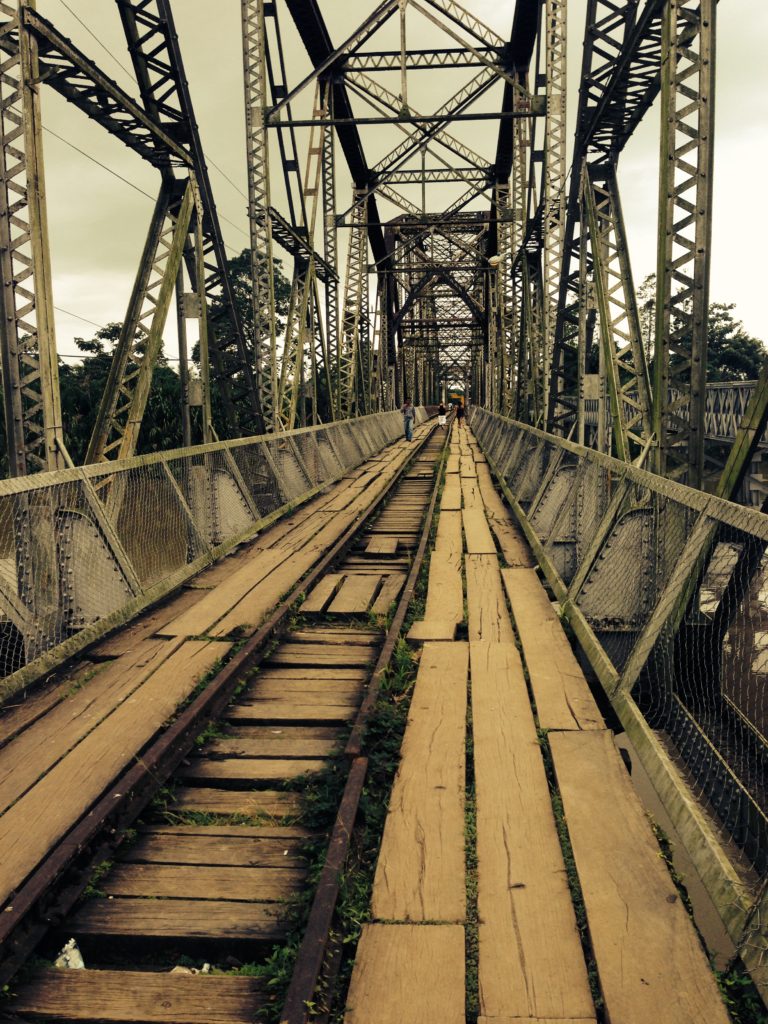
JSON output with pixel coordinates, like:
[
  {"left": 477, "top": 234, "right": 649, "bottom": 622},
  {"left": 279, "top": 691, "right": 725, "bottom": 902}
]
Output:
[
  {"left": 0, "top": 639, "right": 177, "bottom": 816},
  {"left": 501, "top": 568, "right": 602, "bottom": 731},
  {"left": 478, "top": 1018, "right": 595, "bottom": 1024},
  {"left": 170, "top": 787, "right": 302, "bottom": 818},
  {"left": 301, "top": 573, "right": 345, "bottom": 613},
  {"left": 0, "top": 639, "right": 231, "bottom": 906},
  {"left": 344, "top": 924, "right": 465, "bottom": 1024},
  {"left": 70, "top": 897, "right": 288, "bottom": 944},
  {"left": 459, "top": 454, "right": 477, "bottom": 478},
  {"left": 254, "top": 666, "right": 368, "bottom": 681},
  {"left": 289, "top": 628, "right": 380, "bottom": 645},
  {"left": 227, "top": 702, "right": 355, "bottom": 725},
  {"left": 471, "top": 642, "right": 594, "bottom": 1021},
  {"left": 372, "top": 643, "right": 467, "bottom": 922},
  {"left": 465, "top": 554, "right": 514, "bottom": 642},
  {"left": 406, "top": 619, "right": 458, "bottom": 642},
  {"left": 328, "top": 574, "right": 382, "bottom": 613},
  {"left": 103, "top": 863, "right": 304, "bottom": 901},
  {"left": 549, "top": 731, "right": 732, "bottom": 1024},
  {"left": 201, "top": 736, "right": 338, "bottom": 759},
  {"left": 123, "top": 832, "right": 308, "bottom": 867},
  {"left": 371, "top": 572, "right": 407, "bottom": 613},
  {"left": 158, "top": 548, "right": 288, "bottom": 638},
  {"left": 462, "top": 508, "right": 497, "bottom": 554},
  {"left": 445, "top": 452, "right": 460, "bottom": 474},
  {"left": 476, "top": 464, "right": 535, "bottom": 566},
  {"left": 434, "top": 510, "right": 463, "bottom": 561},
  {"left": 365, "top": 536, "right": 399, "bottom": 555},
  {"left": 267, "top": 643, "right": 375, "bottom": 666},
  {"left": 243, "top": 680, "right": 360, "bottom": 700},
  {"left": 461, "top": 477, "right": 483, "bottom": 509},
  {"left": 180, "top": 757, "right": 326, "bottom": 784},
  {"left": 10, "top": 970, "right": 269, "bottom": 1024},
  {"left": 441, "top": 476, "right": 462, "bottom": 511}
]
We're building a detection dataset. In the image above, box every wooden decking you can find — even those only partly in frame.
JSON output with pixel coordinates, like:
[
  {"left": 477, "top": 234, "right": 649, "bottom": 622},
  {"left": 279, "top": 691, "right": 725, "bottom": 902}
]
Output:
[
  {"left": 0, "top": 424, "right": 430, "bottom": 917},
  {"left": 0, "top": 418, "right": 736, "bottom": 1024},
  {"left": 348, "top": 424, "right": 731, "bottom": 1024}
]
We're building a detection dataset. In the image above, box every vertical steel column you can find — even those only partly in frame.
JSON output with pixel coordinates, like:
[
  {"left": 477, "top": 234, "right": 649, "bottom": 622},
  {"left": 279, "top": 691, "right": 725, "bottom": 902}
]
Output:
[
  {"left": 653, "top": 0, "right": 716, "bottom": 486},
  {"left": 542, "top": 0, "right": 567, "bottom": 419},
  {"left": 242, "top": 0, "right": 278, "bottom": 429},
  {"left": 321, "top": 78, "right": 338, "bottom": 412},
  {"left": 0, "top": 0, "right": 67, "bottom": 475}
]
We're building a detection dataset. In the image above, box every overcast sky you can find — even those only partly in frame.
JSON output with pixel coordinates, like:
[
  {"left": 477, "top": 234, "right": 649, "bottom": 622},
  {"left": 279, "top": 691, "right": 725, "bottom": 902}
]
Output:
[{"left": 35, "top": 0, "right": 768, "bottom": 365}]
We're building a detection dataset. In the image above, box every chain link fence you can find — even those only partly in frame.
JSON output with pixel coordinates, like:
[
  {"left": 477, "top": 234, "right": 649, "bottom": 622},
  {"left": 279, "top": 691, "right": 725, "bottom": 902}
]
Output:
[
  {"left": 470, "top": 405, "right": 768, "bottom": 998},
  {"left": 0, "top": 409, "right": 427, "bottom": 701}
]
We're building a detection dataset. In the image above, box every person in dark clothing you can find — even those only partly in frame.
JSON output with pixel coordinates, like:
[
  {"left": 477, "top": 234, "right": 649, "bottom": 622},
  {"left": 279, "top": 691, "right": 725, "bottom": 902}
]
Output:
[
  {"left": 401, "top": 398, "right": 415, "bottom": 441},
  {"left": 437, "top": 402, "right": 447, "bottom": 429},
  {"left": 455, "top": 401, "right": 465, "bottom": 428}
]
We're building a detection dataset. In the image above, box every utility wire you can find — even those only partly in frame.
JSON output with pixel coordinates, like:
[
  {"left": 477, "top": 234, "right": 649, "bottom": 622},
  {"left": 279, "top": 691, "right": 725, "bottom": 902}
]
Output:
[
  {"left": 43, "top": 126, "right": 157, "bottom": 202},
  {"left": 56, "top": 0, "right": 136, "bottom": 86}
]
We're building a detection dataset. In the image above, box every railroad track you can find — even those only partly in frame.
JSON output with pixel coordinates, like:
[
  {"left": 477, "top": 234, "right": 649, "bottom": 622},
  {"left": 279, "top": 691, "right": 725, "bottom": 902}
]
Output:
[{"left": 0, "top": 423, "right": 447, "bottom": 1024}]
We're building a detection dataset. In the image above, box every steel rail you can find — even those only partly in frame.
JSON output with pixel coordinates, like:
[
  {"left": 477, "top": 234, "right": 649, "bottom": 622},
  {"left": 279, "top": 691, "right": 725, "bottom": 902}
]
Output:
[
  {"left": 0, "top": 419, "right": 440, "bottom": 990},
  {"left": 279, "top": 420, "right": 452, "bottom": 1023}
]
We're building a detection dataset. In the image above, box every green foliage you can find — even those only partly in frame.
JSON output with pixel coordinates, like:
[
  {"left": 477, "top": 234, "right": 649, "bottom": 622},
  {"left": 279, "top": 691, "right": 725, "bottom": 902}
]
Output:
[
  {"left": 636, "top": 274, "right": 766, "bottom": 382},
  {"left": 716, "top": 963, "right": 768, "bottom": 1024}
]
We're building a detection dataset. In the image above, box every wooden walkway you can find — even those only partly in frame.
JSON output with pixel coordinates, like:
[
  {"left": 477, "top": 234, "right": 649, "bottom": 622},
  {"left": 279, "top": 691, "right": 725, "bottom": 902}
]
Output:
[
  {"left": 346, "top": 424, "right": 730, "bottom": 1024},
  {"left": 0, "top": 422, "right": 431, "bottom": 918}
]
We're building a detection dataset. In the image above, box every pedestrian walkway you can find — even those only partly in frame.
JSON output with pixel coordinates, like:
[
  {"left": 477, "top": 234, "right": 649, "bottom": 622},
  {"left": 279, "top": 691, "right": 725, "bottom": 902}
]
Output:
[
  {"left": 344, "top": 424, "right": 730, "bottom": 1024},
  {"left": 0, "top": 424, "right": 432, "bottom": 914}
]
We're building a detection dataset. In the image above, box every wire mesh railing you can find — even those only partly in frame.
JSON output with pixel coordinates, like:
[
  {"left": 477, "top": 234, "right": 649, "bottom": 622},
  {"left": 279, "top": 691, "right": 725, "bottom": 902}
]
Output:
[
  {"left": 0, "top": 408, "right": 427, "bottom": 701},
  {"left": 470, "top": 404, "right": 768, "bottom": 998}
]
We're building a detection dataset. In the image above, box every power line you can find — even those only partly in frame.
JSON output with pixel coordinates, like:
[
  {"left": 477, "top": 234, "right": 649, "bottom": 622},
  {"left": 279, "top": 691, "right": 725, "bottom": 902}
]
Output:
[
  {"left": 43, "top": 126, "right": 157, "bottom": 202},
  {"left": 56, "top": 0, "right": 136, "bottom": 86},
  {"left": 207, "top": 158, "right": 248, "bottom": 201}
]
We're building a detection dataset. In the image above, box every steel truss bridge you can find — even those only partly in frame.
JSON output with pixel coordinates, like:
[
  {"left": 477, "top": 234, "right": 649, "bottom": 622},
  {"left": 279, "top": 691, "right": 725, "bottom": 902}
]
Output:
[{"left": 0, "top": 0, "right": 767, "bottom": 1011}]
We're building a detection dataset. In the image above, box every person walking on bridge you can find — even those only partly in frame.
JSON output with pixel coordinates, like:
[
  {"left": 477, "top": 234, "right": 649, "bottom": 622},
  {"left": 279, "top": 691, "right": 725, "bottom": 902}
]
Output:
[
  {"left": 437, "top": 401, "right": 447, "bottom": 429},
  {"left": 455, "top": 400, "right": 465, "bottom": 429},
  {"left": 401, "top": 398, "right": 415, "bottom": 441}
]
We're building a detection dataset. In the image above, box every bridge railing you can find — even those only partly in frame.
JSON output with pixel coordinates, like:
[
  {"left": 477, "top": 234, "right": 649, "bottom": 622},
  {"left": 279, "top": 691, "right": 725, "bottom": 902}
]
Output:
[
  {"left": 0, "top": 408, "right": 427, "bottom": 702},
  {"left": 470, "top": 405, "right": 768, "bottom": 996}
]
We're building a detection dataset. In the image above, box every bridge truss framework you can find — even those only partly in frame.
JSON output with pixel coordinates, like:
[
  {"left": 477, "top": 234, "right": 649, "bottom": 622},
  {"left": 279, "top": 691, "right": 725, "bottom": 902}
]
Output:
[{"left": 0, "top": 0, "right": 767, "bottom": 1004}]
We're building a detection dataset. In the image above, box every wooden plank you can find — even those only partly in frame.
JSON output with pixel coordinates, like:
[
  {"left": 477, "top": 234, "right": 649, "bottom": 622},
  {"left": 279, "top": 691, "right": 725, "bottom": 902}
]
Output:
[
  {"left": 158, "top": 548, "right": 288, "bottom": 637},
  {"left": 202, "top": 736, "right": 338, "bottom": 759},
  {"left": 471, "top": 642, "right": 594, "bottom": 1021},
  {"left": 476, "top": 464, "right": 535, "bottom": 566},
  {"left": 372, "top": 642, "right": 467, "bottom": 922},
  {"left": 441, "top": 476, "right": 462, "bottom": 511},
  {"left": 461, "top": 477, "right": 483, "bottom": 509},
  {"left": 459, "top": 454, "right": 477, "bottom": 478},
  {"left": 288, "top": 628, "right": 380, "bottom": 645},
  {"left": 365, "top": 536, "right": 399, "bottom": 555},
  {"left": 89, "top": 587, "right": 204, "bottom": 655},
  {"left": 445, "top": 452, "right": 460, "bottom": 474},
  {"left": 103, "top": 863, "right": 304, "bottom": 901},
  {"left": 549, "top": 731, "right": 731, "bottom": 1024},
  {"left": 254, "top": 666, "right": 368, "bottom": 680},
  {"left": 344, "top": 924, "right": 465, "bottom": 1024},
  {"left": 462, "top": 507, "right": 497, "bottom": 554},
  {"left": 227, "top": 703, "right": 355, "bottom": 725},
  {"left": 139, "top": 823, "right": 312, "bottom": 839},
  {"left": 70, "top": 897, "right": 288, "bottom": 944},
  {"left": 180, "top": 757, "right": 326, "bottom": 784},
  {"left": 170, "top": 787, "right": 302, "bottom": 818},
  {"left": 0, "top": 672, "right": 80, "bottom": 746},
  {"left": 328, "top": 574, "right": 382, "bottom": 613},
  {"left": 123, "top": 832, "right": 308, "bottom": 868},
  {"left": 501, "top": 568, "right": 602, "bottom": 731},
  {"left": 0, "top": 639, "right": 231, "bottom": 906},
  {"left": 406, "top": 619, "right": 458, "bottom": 642},
  {"left": 10, "top": 970, "right": 268, "bottom": 1024},
  {"left": 0, "top": 639, "right": 178, "bottom": 816},
  {"left": 478, "top": 1019, "right": 595, "bottom": 1024},
  {"left": 371, "top": 572, "right": 407, "bottom": 613},
  {"left": 465, "top": 554, "right": 514, "bottom": 642},
  {"left": 268, "top": 643, "right": 375, "bottom": 666},
  {"left": 301, "top": 573, "right": 345, "bottom": 613},
  {"left": 244, "top": 679, "right": 360, "bottom": 699},
  {"left": 434, "top": 510, "right": 463, "bottom": 561}
]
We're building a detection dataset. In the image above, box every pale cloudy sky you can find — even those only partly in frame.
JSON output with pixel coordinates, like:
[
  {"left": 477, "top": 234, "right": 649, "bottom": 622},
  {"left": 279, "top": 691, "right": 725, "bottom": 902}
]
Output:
[{"left": 34, "top": 0, "right": 768, "bottom": 364}]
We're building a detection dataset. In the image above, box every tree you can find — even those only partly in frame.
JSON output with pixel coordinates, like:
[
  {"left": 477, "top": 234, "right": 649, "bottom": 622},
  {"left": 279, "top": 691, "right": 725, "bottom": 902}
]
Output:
[{"left": 635, "top": 274, "right": 766, "bottom": 381}]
